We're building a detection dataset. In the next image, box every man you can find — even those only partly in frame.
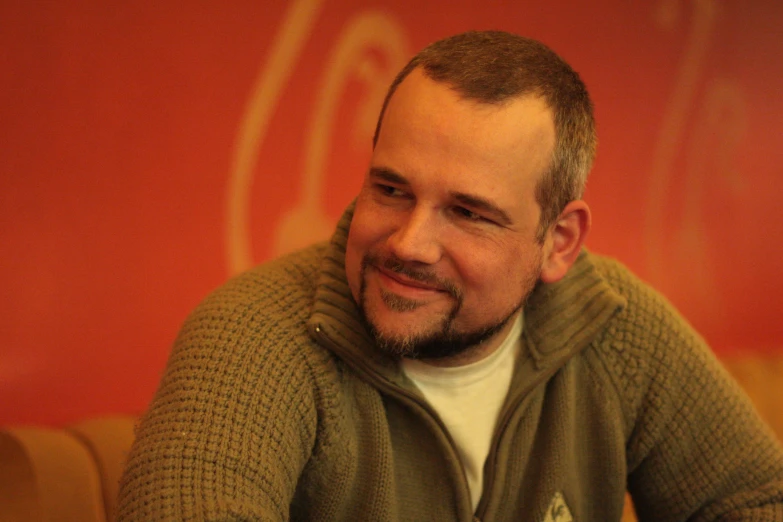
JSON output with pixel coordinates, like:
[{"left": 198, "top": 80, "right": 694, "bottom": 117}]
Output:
[{"left": 118, "top": 31, "right": 783, "bottom": 521}]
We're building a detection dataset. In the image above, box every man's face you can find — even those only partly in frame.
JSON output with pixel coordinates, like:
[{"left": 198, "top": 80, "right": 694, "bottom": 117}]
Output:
[{"left": 345, "top": 69, "right": 556, "bottom": 363}]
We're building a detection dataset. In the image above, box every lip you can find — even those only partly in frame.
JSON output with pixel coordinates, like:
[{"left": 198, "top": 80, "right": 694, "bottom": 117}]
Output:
[{"left": 374, "top": 266, "right": 446, "bottom": 296}]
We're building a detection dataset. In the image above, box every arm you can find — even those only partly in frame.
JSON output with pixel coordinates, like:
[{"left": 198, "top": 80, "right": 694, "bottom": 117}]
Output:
[
  {"left": 117, "top": 284, "right": 320, "bottom": 521},
  {"left": 621, "top": 298, "right": 783, "bottom": 520}
]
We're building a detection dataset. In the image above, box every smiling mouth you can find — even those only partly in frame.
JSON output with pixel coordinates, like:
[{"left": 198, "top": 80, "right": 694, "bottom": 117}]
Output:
[
  {"left": 361, "top": 253, "right": 460, "bottom": 302},
  {"left": 376, "top": 266, "right": 446, "bottom": 293}
]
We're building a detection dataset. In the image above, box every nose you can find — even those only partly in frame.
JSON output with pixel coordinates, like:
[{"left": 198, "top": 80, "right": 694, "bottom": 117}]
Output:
[{"left": 387, "top": 206, "right": 442, "bottom": 265}]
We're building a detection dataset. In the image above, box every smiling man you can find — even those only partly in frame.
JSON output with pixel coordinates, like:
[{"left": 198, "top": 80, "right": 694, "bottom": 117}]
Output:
[
  {"left": 346, "top": 68, "right": 561, "bottom": 365},
  {"left": 118, "top": 31, "right": 783, "bottom": 521}
]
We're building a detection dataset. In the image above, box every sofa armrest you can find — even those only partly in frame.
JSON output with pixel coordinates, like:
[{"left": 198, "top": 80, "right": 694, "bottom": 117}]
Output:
[{"left": 0, "top": 415, "right": 136, "bottom": 522}]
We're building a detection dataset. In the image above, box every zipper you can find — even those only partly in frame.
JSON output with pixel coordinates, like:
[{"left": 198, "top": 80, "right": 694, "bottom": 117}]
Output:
[
  {"left": 313, "top": 323, "right": 475, "bottom": 521},
  {"left": 474, "top": 350, "right": 573, "bottom": 519}
]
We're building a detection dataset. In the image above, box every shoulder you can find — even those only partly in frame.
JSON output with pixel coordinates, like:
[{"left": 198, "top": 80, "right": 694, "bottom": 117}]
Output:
[
  {"left": 188, "top": 243, "right": 327, "bottom": 340},
  {"left": 201, "top": 242, "right": 327, "bottom": 322},
  {"left": 122, "top": 244, "right": 341, "bottom": 518},
  {"left": 171, "top": 242, "right": 336, "bottom": 384},
  {"left": 578, "top": 253, "right": 718, "bottom": 438},
  {"left": 144, "top": 242, "right": 341, "bottom": 442},
  {"left": 589, "top": 254, "right": 670, "bottom": 309},
  {"left": 586, "top": 252, "right": 697, "bottom": 346},
  {"left": 583, "top": 251, "right": 703, "bottom": 366},
  {"left": 579, "top": 261, "right": 783, "bottom": 517}
]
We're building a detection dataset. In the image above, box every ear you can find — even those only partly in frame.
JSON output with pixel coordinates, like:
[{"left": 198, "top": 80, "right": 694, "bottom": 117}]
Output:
[{"left": 539, "top": 200, "right": 591, "bottom": 284}]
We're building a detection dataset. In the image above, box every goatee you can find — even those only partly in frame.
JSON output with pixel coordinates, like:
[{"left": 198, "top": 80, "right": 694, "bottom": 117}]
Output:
[{"left": 356, "top": 252, "right": 539, "bottom": 361}]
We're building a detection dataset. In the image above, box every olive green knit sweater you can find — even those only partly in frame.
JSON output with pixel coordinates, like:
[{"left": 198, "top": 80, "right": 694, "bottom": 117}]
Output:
[{"left": 118, "top": 208, "right": 783, "bottom": 521}]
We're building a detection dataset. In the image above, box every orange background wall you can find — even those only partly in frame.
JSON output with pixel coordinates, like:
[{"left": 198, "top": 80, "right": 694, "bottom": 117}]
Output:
[{"left": 2, "top": 1, "right": 782, "bottom": 425}]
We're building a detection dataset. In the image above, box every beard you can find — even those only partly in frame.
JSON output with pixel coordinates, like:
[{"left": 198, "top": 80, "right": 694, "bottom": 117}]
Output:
[{"left": 356, "top": 251, "right": 541, "bottom": 361}]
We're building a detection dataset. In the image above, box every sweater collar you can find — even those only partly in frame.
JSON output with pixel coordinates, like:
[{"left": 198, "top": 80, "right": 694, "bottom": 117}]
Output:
[
  {"left": 522, "top": 249, "right": 626, "bottom": 370},
  {"left": 307, "top": 204, "right": 626, "bottom": 382},
  {"left": 307, "top": 203, "right": 403, "bottom": 381}
]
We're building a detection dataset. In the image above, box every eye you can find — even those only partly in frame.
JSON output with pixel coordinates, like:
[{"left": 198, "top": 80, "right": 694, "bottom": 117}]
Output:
[
  {"left": 453, "top": 206, "right": 479, "bottom": 220},
  {"left": 377, "top": 184, "right": 406, "bottom": 198}
]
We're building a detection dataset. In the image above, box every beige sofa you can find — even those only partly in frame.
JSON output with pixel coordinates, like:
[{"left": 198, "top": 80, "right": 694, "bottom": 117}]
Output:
[{"left": 0, "top": 416, "right": 136, "bottom": 522}]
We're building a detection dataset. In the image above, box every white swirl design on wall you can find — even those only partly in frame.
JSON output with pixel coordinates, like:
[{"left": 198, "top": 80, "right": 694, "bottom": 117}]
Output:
[{"left": 226, "top": 0, "right": 409, "bottom": 274}]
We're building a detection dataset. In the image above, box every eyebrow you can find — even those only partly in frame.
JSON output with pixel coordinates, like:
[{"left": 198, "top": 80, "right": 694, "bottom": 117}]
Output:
[
  {"left": 368, "top": 167, "right": 513, "bottom": 226},
  {"left": 369, "top": 167, "right": 408, "bottom": 186}
]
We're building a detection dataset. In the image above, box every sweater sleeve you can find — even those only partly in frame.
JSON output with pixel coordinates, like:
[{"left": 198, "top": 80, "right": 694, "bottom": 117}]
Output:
[
  {"left": 595, "top": 260, "right": 783, "bottom": 521},
  {"left": 116, "top": 263, "right": 325, "bottom": 521}
]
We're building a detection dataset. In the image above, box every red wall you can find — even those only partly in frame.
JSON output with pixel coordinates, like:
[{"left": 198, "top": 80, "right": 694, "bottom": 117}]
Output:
[{"left": 2, "top": 1, "right": 782, "bottom": 425}]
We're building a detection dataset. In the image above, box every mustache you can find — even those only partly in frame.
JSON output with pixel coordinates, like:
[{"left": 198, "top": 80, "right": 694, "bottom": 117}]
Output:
[{"left": 363, "top": 253, "right": 462, "bottom": 300}]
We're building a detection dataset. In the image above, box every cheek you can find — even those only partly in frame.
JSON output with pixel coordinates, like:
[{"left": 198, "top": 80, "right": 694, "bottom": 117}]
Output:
[
  {"left": 453, "top": 242, "right": 540, "bottom": 299},
  {"left": 345, "top": 200, "right": 389, "bottom": 299},
  {"left": 348, "top": 195, "right": 401, "bottom": 252},
  {"left": 345, "top": 227, "right": 366, "bottom": 303}
]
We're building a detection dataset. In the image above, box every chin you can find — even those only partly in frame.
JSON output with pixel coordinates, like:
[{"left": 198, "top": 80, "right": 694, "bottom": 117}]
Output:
[
  {"left": 359, "top": 303, "right": 450, "bottom": 357},
  {"left": 370, "top": 307, "right": 450, "bottom": 340}
]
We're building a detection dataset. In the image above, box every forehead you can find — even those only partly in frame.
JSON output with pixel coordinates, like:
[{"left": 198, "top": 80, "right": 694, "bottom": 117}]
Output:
[{"left": 373, "top": 69, "right": 555, "bottom": 216}]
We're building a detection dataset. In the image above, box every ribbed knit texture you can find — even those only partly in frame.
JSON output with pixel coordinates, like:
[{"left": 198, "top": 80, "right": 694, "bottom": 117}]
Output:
[{"left": 117, "top": 207, "right": 783, "bottom": 521}]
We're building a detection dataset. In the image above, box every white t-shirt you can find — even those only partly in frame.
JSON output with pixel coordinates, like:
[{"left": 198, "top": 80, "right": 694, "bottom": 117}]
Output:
[{"left": 401, "top": 313, "right": 523, "bottom": 511}]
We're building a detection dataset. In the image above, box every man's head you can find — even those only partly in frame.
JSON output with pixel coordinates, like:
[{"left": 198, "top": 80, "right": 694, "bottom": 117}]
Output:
[
  {"left": 345, "top": 31, "right": 593, "bottom": 364},
  {"left": 375, "top": 30, "right": 596, "bottom": 241}
]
